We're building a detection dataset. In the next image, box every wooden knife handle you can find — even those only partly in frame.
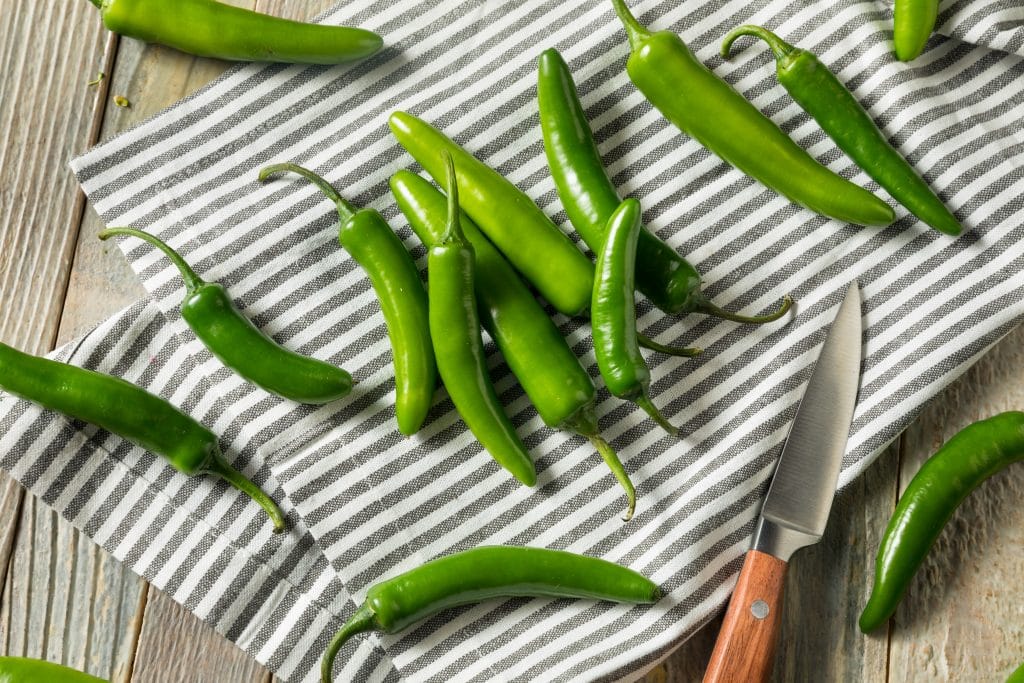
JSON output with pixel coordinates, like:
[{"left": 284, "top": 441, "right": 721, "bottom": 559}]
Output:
[{"left": 703, "top": 550, "right": 788, "bottom": 683}]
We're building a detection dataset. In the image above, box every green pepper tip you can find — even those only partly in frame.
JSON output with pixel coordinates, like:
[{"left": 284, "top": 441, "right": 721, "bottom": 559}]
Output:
[
  {"left": 694, "top": 293, "right": 794, "bottom": 325},
  {"left": 97, "top": 226, "right": 206, "bottom": 292},
  {"left": 857, "top": 603, "right": 886, "bottom": 634},
  {"left": 609, "top": 0, "right": 652, "bottom": 51},
  {"left": 258, "top": 162, "right": 358, "bottom": 222},
  {"left": 387, "top": 110, "right": 413, "bottom": 138},
  {"left": 589, "top": 435, "right": 636, "bottom": 521},
  {"left": 322, "top": 603, "right": 376, "bottom": 682},
  {"left": 637, "top": 333, "right": 703, "bottom": 358},
  {"left": 538, "top": 47, "right": 562, "bottom": 70}
]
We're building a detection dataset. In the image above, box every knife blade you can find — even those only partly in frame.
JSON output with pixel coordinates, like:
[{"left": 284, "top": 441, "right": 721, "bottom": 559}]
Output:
[{"left": 703, "top": 281, "right": 863, "bottom": 683}]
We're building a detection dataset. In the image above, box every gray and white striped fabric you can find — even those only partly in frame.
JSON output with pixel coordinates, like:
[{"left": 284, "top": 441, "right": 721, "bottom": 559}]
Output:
[{"left": 1, "top": 0, "right": 1022, "bottom": 680}]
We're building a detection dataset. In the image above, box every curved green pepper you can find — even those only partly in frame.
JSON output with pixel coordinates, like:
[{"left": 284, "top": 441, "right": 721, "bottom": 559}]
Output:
[
  {"left": 609, "top": 0, "right": 895, "bottom": 227},
  {"left": 592, "top": 199, "right": 678, "bottom": 437},
  {"left": 0, "top": 341, "right": 285, "bottom": 532},
  {"left": 99, "top": 228, "right": 353, "bottom": 405},
  {"left": 321, "top": 546, "right": 660, "bottom": 682},
  {"left": 721, "top": 25, "right": 960, "bottom": 236},
  {"left": 859, "top": 411, "right": 1024, "bottom": 632},
  {"left": 259, "top": 163, "right": 436, "bottom": 435}
]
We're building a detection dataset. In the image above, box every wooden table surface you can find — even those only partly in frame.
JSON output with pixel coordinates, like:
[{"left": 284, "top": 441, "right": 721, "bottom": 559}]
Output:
[{"left": 1, "top": 3, "right": 1022, "bottom": 681}]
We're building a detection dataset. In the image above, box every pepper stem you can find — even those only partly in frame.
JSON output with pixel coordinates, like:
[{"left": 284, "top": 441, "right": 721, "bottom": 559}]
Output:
[
  {"left": 635, "top": 394, "right": 679, "bottom": 437},
  {"left": 87, "top": 0, "right": 102, "bottom": 8},
  {"left": 440, "top": 151, "right": 467, "bottom": 245},
  {"left": 321, "top": 604, "right": 377, "bottom": 683},
  {"left": 721, "top": 24, "right": 796, "bottom": 62},
  {"left": 694, "top": 294, "right": 793, "bottom": 324},
  {"left": 258, "top": 163, "right": 358, "bottom": 223},
  {"left": 588, "top": 434, "right": 636, "bottom": 521},
  {"left": 637, "top": 333, "right": 703, "bottom": 358},
  {"left": 98, "top": 227, "right": 205, "bottom": 293},
  {"left": 205, "top": 454, "right": 286, "bottom": 533},
  {"left": 610, "top": 0, "right": 653, "bottom": 51}
]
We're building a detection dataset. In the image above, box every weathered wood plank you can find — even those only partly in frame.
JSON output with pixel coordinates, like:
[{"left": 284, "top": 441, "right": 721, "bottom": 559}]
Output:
[
  {"left": 1, "top": 496, "right": 143, "bottom": 681},
  {"left": 0, "top": 3, "right": 149, "bottom": 682},
  {"left": 0, "top": 492, "right": 133, "bottom": 677},
  {"left": 888, "top": 324, "right": 1024, "bottom": 682},
  {"left": 0, "top": 481, "right": 24, "bottom": 614},
  {"left": 129, "top": 585, "right": 271, "bottom": 683},
  {"left": 0, "top": 0, "right": 107, "bottom": 349},
  {"left": 0, "top": 0, "right": 114, "bottom": 602}
]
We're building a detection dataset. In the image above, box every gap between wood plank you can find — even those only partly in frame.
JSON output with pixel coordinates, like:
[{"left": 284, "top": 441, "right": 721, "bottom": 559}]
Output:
[
  {"left": 48, "top": 29, "right": 121, "bottom": 351},
  {"left": 57, "top": 28, "right": 156, "bottom": 683},
  {"left": 120, "top": 586, "right": 149, "bottom": 683},
  {"left": 883, "top": 433, "right": 906, "bottom": 683}
]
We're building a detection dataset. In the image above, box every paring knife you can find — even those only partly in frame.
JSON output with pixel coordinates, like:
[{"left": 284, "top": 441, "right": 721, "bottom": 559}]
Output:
[{"left": 703, "top": 281, "right": 863, "bottom": 683}]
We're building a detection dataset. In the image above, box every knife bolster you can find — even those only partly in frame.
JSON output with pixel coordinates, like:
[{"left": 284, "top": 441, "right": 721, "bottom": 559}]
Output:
[{"left": 752, "top": 516, "right": 821, "bottom": 562}]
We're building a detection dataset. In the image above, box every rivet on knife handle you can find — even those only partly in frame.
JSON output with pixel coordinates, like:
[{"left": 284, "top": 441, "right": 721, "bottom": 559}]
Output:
[{"left": 703, "top": 550, "right": 788, "bottom": 683}]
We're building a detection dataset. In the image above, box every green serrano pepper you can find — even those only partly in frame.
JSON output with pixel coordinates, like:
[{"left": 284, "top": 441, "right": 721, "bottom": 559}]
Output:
[
  {"left": 721, "top": 26, "right": 960, "bottom": 236},
  {"left": 609, "top": 0, "right": 895, "bottom": 227},
  {"left": 99, "top": 228, "right": 353, "bottom": 405},
  {"left": 89, "top": 0, "right": 382, "bottom": 64},
  {"left": 391, "top": 112, "right": 722, "bottom": 354},
  {"left": 859, "top": 411, "right": 1024, "bottom": 633},
  {"left": 389, "top": 110, "right": 595, "bottom": 317},
  {"left": 428, "top": 153, "right": 536, "bottom": 486},
  {"left": 391, "top": 170, "right": 638, "bottom": 519},
  {"left": 538, "top": 48, "right": 794, "bottom": 321},
  {"left": 894, "top": 0, "right": 939, "bottom": 62},
  {"left": 320, "top": 546, "right": 661, "bottom": 682},
  {"left": 0, "top": 341, "right": 285, "bottom": 532},
  {"left": 593, "top": 199, "right": 678, "bottom": 437},
  {"left": 259, "top": 163, "right": 436, "bottom": 436},
  {"left": 0, "top": 656, "right": 106, "bottom": 682}
]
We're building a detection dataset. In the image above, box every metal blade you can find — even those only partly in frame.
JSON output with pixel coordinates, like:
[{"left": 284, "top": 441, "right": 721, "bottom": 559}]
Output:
[{"left": 752, "top": 282, "right": 863, "bottom": 561}]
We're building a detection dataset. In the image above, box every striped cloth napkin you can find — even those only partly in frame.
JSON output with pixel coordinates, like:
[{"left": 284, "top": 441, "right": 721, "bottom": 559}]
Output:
[{"left": 2, "top": 0, "right": 1023, "bottom": 680}]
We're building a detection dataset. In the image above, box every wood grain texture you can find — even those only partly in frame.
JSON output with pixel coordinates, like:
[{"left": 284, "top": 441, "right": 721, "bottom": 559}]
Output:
[
  {"left": 888, "top": 324, "right": 1024, "bottom": 682},
  {"left": 0, "top": 0, "right": 107, "bottom": 349},
  {"left": 0, "top": 2, "right": 147, "bottom": 681},
  {"left": 703, "top": 550, "right": 788, "bottom": 683},
  {"left": 130, "top": 585, "right": 271, "bottom": 683},
  {"left": 0, "top": 493, "right": 144, "bottom": 681}
]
